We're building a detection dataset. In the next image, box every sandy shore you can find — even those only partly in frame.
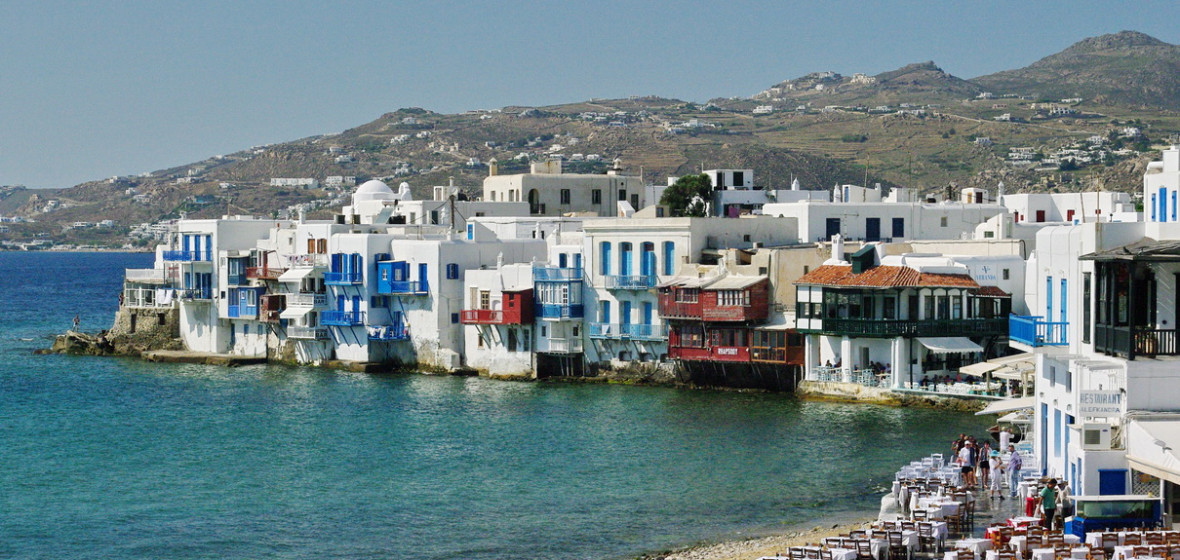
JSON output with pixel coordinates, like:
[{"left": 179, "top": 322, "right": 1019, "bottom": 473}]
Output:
[{"left": 639, "top": 517, "right": 877, "bottom": 560}]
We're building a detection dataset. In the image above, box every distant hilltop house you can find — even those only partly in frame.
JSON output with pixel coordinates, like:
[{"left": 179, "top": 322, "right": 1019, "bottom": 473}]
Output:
[
  {"left": 270, "top": 178, "right": 319, "bottom": 189},
  {"left": 850, "top": 73, "right": 876, "bottom": 85},
  {"left": 752, "top": 105, "right": 775, "bottom": 114},
  {"left": 324, "top": 176, "right": 357, "bottom": 188}
]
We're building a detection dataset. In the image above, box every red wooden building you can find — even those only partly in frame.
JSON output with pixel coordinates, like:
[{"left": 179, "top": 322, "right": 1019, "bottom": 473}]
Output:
[{"left": 460, "top": 288, "right": 534, "bottom": 325}]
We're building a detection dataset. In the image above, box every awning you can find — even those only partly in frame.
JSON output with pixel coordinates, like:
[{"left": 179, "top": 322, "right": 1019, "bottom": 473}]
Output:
[
  {"left": 918, "top": 337, "right": 984, "bottom": 354},
  {"left": 278, "top": 268, "right": 314, "bottom": 282},
  {"left": 279, "top": 307, "right": 310, "bottom": 319},
  {"left": 1126, "top": 418, "right": 1180, "bottom": 485},
  {"left": 707, "top": 275, "right": 766, "bottom": 290},
  {"left": 960, "top": 353, "right": 1035, "bottom": 377},
  {"left": 975, "top": 396, "right": 1036, "bottom": 416},
  {"left": 657, "top": 276, "right": 715, "bottom": 289}
]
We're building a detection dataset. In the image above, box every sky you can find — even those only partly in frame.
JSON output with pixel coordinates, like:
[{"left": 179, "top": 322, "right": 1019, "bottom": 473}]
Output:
[{"left": 2, "top": 1, "right": 1177, "bottom": 189}]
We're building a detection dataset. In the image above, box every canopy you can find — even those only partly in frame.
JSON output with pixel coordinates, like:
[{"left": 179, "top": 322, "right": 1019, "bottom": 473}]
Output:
[
  {"left": 279, "top": 307, "right": 310, "bottom": 319},
  {"left": 1126, "top": 418, "right": 1180, "bottom": 485},
  {"left": 278, "top": 268, "right": 314, "bottom": 282},
  {"left": 975, "top": 396, "right": 1036, "bottom": 416},
  {"left": 960, "top": 353, "right": 1034, "bottom": 377},
  {"left": 707, "top": 275, "right": 765, "bottom": 290},
  {"left": 918, "top": 337, "right": 984, "bottom": 354}
]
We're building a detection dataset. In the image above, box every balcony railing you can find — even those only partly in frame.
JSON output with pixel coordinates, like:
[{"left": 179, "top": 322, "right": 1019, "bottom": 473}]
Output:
[
  {"left": 324, "top": 271, "right": 364, "bottom": 285},
  {"left": 287, "top": 254, "right": 328, "bottom": 268},
  {"left": 1096, "top": 325, "right": 1180, "bottom": 359},
  {"left": 322, "top": 310, "right": 366, "bottom": 326},
  {"left": 544, "top": 338, "right": 584, "bottom": 354},
  {"left": 225, "top": 273, "right": 248, "bottom": 286},
  {"left": 588, "top": 322, "right": 668, "bottom": 340},
  {"left": 659, "top": 301, "right": 701, "bottom": 319},
  {"left": 537, "top": 303, "right": 584, "bottom": 319},
  {"left": 122, "top": 287, "right": 176, "bottom": 308},
  {"left": 179, "top": 288, "right": 213, "bottom": 301},
  {"left": 379, "top": 280, "right": 428, "bottom": 295},
  {"left": 246, "top": 267, "right": 288, "bottom": 280},
  {"left": 288, "top": 326, "right": 330, "bottom": 340},
  {"left": 368, "top": 323, "right": 410, "bottom": 341},
  {"left": 286, "top": 293, "right": 328, "bottom": 307},
  {"left": 1009, "top": 315, "right": 1068, "bottom": 347},
  {"left": 603, "top": 275, "right": 657, "bottom": 290},
  {"left": 461, "top": 309, "right": 504, "bottom": 324},
  {"left": 125, "top": 268, "right": 170, "bottom": 283},
  {"left": 533, "top": 266, "right": 583, "bottom": 282},
  {"left": 798, "top": 317, "right": 1006, "bottom": 338},
  {"left": 162, "top": 250, "right": 192, "bottom": 261},
  {"left": 227, "top": 305, "right": 258, "bottom": 319}
]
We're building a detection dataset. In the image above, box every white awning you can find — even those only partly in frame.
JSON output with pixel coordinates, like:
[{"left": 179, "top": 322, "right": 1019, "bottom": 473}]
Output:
[
  {"left": 278, "top": 268, "right": 314, "bottom": 282},
  {"left": 960, "top": 353, "right": 1034, "bottom": 377},
  {"left": 975, "top": 396, "right": 1036, "bottom": 416},
  {"left": 707, "top": 275, "right": 766, "bottom": 290},
  {"left": 1126, "top": 418, "right": 1180, "bottom": 485},
  {"left": 918, "top": 337, "right": 984, "bottom": 354},
  {"left": 279, "top": 307, "right": 310, "bottom": 319}
]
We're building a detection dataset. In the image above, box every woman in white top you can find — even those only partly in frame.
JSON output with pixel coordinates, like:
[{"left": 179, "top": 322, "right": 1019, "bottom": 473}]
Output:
[{"left": 988, "top": 451, "right": 1004, "bottom": 499}]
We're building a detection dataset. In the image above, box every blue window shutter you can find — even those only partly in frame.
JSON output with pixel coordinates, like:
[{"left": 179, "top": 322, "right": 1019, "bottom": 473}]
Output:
[
  {"left": 601, "top": 242, "right": 611, "bottom": 275},
  {"left": 663, "top": 242, "right": 674, "bottom": 275}
]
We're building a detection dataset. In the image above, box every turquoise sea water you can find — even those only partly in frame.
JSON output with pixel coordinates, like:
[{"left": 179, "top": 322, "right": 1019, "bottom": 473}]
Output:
[{"left": 0, "top": 252, "right": 990, "bottom": 560}]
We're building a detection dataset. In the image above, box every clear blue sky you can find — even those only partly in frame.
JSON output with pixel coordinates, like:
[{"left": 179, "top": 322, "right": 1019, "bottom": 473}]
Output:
[{"left": 2, "top": 1, "right": 1176, "bottom": 189}]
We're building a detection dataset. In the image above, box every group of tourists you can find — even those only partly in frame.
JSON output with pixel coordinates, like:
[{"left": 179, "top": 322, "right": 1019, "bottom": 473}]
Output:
[{"left": 952, "top": 434, "right": 1024, "bottom": 501}]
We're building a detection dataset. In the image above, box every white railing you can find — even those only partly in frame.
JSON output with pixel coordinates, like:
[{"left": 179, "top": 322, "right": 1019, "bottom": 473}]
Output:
[
  {"left": 123, "top": 287, "right": 177, "bottom": 308},
  {"left": 125, "top": 268, "right": 171, "bottom": 283},
  {"left": 287, "top": 254, "right": 328, "bottom": 268},
  {"left": 810, "top": 366, "right": 889, "bottom": 387},
  {"left": 545, "top": 338, "right": 583, "bottom": 354},
  {"left": 288, "top": 326, "right": 329, "bottom": 340},
  {"left": 286, "top": 292, "right": 328, "bottom": 307}
]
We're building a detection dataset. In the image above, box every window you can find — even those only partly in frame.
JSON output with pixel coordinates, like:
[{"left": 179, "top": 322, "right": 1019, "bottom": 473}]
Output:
[
  {"left": 257, "top": 324, "right": 264, "bottom": 335},
  {"left": 662, "top": 241, "right": 675, "bottom": 275},
  {"left": 675, "top": 288, "right": 699, "bottom": 303},
  {"left": 592, "top": 189, "right": 602, "bottom": 205},
  {"left": 479, "top": 290, "right": 490, "bottom": 309},
  {"left": 560, "top": 189, "right": 571, "bottom": 204},
  {"left": 466, "top": 223, "right": 474, "bottom": 240},
  {"left": 600, "top": 242, "right": 612, "bottom": 275},
  {"left": 446, "top": 263, "right": 459, "bottom": 279},
  {"left": 717, "top": 290, "right": 750, "bottom": 307},
  {"left": 1002, "top": 268, "right": 1010, "bottom": 280},
  {"left": 892, "top": 217, "right": 904, "bottom": 238},
  {"left": 618, "top": 189, "right": 626, "bottom": 201},
  {"left": 940, "top": 216, "right": 948, "bottom": 227},
  {"left": 451, "top": 313, "right": 459, "bottom": 324}
]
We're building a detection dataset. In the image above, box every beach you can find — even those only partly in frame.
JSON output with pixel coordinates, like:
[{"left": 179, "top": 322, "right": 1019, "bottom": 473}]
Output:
[{"left": 641, "top": 518, "right": 876, "bottom": 560}]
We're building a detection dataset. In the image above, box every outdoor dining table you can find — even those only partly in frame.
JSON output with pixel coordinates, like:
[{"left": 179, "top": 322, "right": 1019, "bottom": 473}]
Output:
[
  {"left": 1086, "top": 532, "right": 1180, "bottom": 548},
  {"left": 828, "top": 547, "right": 859, "bottom": 560},
  {"left": 869, "top": 531, "right": 920, "bottom": 560},
  {"left": 1028, "top": 547, "right": 1089, "bottom": 560},
  {"left": 1007, "top": 516, "right": 1042, "bottom": 528},
  {"left": 1009, "top": 534, "right": 1081, "bottom": 554},
  {"left": 952, "top": 538, "right": 993, "bottom": 559}
]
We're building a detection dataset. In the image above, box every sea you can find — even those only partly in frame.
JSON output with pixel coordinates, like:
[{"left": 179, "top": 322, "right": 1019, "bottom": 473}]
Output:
[{"left": 0, "top": 252, "right": 991, "bottom": 560}]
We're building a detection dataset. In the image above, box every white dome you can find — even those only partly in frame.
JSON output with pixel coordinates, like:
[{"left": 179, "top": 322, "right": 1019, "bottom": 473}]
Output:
[{"left": 353, "top": 179, "right": 396, "bottom": 203}]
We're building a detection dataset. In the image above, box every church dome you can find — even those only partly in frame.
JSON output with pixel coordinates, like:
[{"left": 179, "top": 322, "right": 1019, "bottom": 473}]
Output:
[{"left": 353, "top": 179, "right": 396, "bottom": 203}]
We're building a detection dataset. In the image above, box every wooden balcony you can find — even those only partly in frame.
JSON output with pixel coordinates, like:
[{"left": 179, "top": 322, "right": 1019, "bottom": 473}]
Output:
[{"left": 247, "top": 267, "right": 288, "bottom": 280}]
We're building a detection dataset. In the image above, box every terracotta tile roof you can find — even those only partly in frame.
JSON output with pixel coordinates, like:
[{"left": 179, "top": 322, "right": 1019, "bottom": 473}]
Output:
[
  {"left": 795, "top": 265, "right": 979, "bottom": 289},
  {"left": 976, "top": 285, "right": 1011, "bottom": 297}
]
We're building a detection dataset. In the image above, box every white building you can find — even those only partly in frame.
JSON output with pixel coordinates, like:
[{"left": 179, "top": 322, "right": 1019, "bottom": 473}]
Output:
[{"left": 483, "top": 158, "right": 644, "bottom": 217}]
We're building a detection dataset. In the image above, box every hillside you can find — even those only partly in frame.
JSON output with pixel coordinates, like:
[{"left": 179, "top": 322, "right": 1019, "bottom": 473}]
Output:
[
  {"left": 972, "top": 31, "right": 1180, "bottom": 110},
  {"left": 4, "top": 30, "right": 1179, "bottom": 249}
]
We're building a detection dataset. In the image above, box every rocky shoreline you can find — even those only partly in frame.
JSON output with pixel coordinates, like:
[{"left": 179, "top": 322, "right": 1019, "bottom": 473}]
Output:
[{"left": 637, "top": 517, "right": 875, "bottom": 560}]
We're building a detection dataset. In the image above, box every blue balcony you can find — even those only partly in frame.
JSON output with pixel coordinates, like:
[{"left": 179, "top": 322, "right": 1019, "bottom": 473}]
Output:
[
  {"left": 368, "top": 322, "right": 410, "bottom": 341},
  {"left": 603, "top": 275, "right": 657, "bottom": 290},
  {"left": 588, "top": 322, "right": 668, "bottom": 341},
  {"left": 227, "top": 304, "right": 258, "bottom": 319},
  {"left": 1009, "top": 315, "right": 1068, "bottom": 347},
  {"left": 537, "top": 303, "right": 585, "bottom": 320},
  {"left": 162, "top": 250, "right": 192, "bottom": 261},
  {"left": 534, "top": 266, "right": 583, "bottom": 282},
  {"left": 377, "top": 280, "right": 429, "bottom": 295},
  {"left": 322, "top": 310, "right": 366, "bottom": 326},
  {"left": 324, "top": 271, "right": 364, "bottom": 285}
]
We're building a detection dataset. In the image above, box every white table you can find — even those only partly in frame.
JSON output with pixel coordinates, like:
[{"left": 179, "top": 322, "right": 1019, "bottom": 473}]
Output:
[
  {"left": 1030, "top": 548, "right": 1089, "bottom": 560},
  {"left": 954, "top": 538, "right": 993, "bottom": 559},
  {"left": 1010, "top": 535, "right": 1081, "bottom": 554},
  {"left": 869, "top": 531, "right": 919, "bottom": 560},
  {"left": 828, "top": 548, "right": 859, "bottom": 560}
]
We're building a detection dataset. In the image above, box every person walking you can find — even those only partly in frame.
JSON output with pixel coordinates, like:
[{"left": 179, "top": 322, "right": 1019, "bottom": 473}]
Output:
[
  {"left": 989, "top": 450, "right": 1004, "bottom": 500},
  {"left": 1006, "top": 444, "right": 1023, "bottom": 498},
  {"left": 978, "top": 442, "right": 993, "bottom": 489}
]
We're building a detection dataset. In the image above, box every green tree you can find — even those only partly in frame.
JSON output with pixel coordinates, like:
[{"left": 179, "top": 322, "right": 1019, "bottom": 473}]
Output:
[{"left": 660, "top": 174, "right": 713, "bottom": 217}]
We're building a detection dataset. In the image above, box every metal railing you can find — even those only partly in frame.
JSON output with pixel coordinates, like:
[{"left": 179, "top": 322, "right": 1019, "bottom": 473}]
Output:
[
  {"left": 179, "top": 288, "right": 213, "bottom": 301},
  {"left": 287, "top": 326, "right": 329, "bottom": 340},
  {"left": 227, "top": 305, "right": 258, "bottom": 319},
  {"left": 287, "top": 254, "right": 328, "bottom": 268},
  {"left": 588, "top": 322, "right": 668, "bottom": 340},
  {"left": 162, "top": 250, "right": 192, "bottom": 261},
  {"left": 368, "top": 323, "right": 409, "bottom": 340},
  {"left": 286, "top": 293, "right": 328, "bottom": 307},
  {"left": 123, "top": 287, "right": 176, "bottom": 308},
  {"left": 324, "top": 271, "right": 364, "bottom": 285},
  {"left": 1009, "top": 315, "right": 1069, "bottom": 347},
  {"left": 811, "top": 366, "right": 889, "bottom": 387},
  {"left": 533, "top": 266, "right": 583, "bottom": 282},
  {"left": 322, "top": 310, "right": 365, "bottom": 326},
  {"left": 1096, "top": 325, "right": 1180, "bottom": 358},
  {"left": 603, "top": 274, "right": 657, "bottom": 290},
  {"left": 800, "top": 317, "right": 1006, "bottom": 337}
]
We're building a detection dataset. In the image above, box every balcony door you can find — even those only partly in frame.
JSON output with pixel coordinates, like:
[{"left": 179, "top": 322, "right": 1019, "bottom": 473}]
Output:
[
  {"left": 620, "top": 243, "right": 633, "bottom": 276},
  {"left": 621, "top": 301, "right": 632, "bottom": 326},
  {"left": 641, "top": 243, "right": 655, "bottom": 277}
]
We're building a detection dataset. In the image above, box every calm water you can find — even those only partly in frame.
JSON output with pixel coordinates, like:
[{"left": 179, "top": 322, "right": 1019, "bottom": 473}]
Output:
[{"left": 0, "top": 252, "right": 989, "bottom": 560}]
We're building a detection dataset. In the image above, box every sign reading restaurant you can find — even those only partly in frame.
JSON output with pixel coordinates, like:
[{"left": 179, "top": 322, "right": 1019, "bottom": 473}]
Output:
[{"left": 1079, "top": 390, "right": 1123, "bottom": 416}]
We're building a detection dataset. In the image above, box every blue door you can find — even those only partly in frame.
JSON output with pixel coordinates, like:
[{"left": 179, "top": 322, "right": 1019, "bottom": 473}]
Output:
[
  {"left": 601, "top": 301, "right": 611, "bottom": 324},
  {"left": 642, "top": 302, "right": 653, "bottom": 325},
  {"left": 204, "top": 235, "right": 211, "bottom": 261},
  {"left": 337, "top": 295, "right": 346, "bottom": 313},
  {"left": 418, "top": 263, "right": 428, "bottom": 288},
  {"left": 1098, "top": 469, "right": 1127, "bottom": 495},
  {"left": 574, "top": 254, "right": 582, "bottom": 270},
  {"left": 641, "top": 243, "right": 655, "bottom": 277},
  {"left": 620, "top": 243, "right": 632, "bottom": 276},
  {"left": 559, "top": 253, "right": 568, "bottom": 268},
  {"left": 1161, "top": 188, "right": 1168, "bottom": 223}
]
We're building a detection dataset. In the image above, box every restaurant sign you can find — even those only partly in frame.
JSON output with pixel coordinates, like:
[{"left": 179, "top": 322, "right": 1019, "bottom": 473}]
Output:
[{"left": 1079, "top": 390, "right": 1123, "bottom": 416}]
